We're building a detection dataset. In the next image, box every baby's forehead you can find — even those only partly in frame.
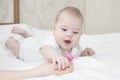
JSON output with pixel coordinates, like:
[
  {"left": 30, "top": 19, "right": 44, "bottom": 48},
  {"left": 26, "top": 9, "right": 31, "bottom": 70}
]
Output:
[
  {"left": 61, "top": 24, "right": 82, "bottom": 31},
  {"left": 62, "top": 10, "right": 83, "bottom": 18},
  {"left": 60, "top": 11, "right": 83, "bottom": 22}
]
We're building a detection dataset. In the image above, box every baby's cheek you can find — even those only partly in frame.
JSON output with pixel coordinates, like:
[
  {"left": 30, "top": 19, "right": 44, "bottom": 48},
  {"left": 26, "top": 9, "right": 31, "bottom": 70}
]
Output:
[{"left": 73, "top": 40, "right": 79, "bottom": 46}]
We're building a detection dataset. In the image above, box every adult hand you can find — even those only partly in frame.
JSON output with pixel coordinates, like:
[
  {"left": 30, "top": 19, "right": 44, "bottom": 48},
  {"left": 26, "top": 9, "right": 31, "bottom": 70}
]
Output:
[{"left": 33, "top": 62, "right": 73, "bottom": 76}]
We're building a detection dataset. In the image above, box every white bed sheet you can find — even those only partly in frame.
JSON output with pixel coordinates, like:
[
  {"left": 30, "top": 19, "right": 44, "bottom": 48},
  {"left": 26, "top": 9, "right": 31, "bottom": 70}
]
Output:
[{"left": 0, "top": 24, "right": 120, "bottom": 80}]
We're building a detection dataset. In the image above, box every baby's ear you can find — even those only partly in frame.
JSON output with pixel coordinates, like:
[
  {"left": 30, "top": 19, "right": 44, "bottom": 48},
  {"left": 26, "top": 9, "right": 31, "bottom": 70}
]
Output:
[
  {"left": 81, "top": 32, "right": 83, "bottom": 35},
  {"left": 52, "top": 24, "right": 56, "bottom": 32}
]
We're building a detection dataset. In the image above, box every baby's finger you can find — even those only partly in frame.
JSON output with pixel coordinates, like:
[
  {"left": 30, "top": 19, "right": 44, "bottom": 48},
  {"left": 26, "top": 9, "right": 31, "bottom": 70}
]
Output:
[
  {"left": 64, "top": 58, "right": 69, "bottom": 67},
  {"left": 56, "top": 59, "right": 62, "bottom": 70},
  {"left": 88, "top": 50, "right": 95, "bottom": 56},
  {"left": 52, "top": 58, "right": 57, "bottom": 69},
  {"left": 61, "top": 59, "right": 66, "bottom": 70}
]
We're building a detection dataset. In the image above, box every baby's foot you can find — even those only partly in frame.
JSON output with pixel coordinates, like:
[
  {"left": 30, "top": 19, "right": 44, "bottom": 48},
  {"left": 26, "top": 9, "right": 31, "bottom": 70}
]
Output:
[{"left": 12, "top": 27, "right": 28, "bottom": 37}]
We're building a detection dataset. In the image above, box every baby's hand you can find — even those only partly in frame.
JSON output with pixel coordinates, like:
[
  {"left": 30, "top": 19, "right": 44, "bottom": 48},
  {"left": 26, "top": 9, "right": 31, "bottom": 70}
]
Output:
[
  {"left": 48, "top": 56, "right": 69, "bottom": 70},
  {"left": 81, "top": 47, "right": 95, "bottom": 56}
]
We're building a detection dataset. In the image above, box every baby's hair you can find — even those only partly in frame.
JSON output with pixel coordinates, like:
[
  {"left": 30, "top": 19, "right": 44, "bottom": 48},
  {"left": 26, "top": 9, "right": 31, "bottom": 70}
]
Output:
[{"left": 55, "top": 6, "right": 83, "bottom": 23}]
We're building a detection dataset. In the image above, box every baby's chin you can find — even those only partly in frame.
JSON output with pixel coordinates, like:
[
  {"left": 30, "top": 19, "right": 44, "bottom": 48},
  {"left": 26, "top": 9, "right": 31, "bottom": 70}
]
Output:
[{"left": 60, "top": 45, "right": 73, "bottom": 50}]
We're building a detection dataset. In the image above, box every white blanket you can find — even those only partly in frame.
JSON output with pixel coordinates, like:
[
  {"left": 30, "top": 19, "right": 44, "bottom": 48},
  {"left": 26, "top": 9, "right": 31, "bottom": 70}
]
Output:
[{"left": 0, "top": 24, "right": 120, "bottom": 80}]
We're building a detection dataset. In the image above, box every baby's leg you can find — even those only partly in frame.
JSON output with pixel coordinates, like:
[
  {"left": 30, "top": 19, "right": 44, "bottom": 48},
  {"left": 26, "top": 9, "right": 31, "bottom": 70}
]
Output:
[
  {"left": 12, "top": 27, "right": 32, "bottom": 38},
  {"left": 5, "top": 37, "right": 20, "bottom": 58}
]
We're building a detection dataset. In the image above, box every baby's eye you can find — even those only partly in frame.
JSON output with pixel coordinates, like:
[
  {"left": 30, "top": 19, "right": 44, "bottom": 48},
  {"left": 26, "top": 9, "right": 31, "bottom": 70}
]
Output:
[
  {"left": 62, "top": 28, "right": 67, "bottom": 31},
  {"left": 73, "top": 31, "right": 79, "bottom": 34}
]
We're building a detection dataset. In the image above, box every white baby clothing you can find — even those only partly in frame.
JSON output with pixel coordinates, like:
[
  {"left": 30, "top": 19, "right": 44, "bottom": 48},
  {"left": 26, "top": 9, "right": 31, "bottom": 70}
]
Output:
[{"left": 14, "top": 32, "right": 82, "bottom": 63}]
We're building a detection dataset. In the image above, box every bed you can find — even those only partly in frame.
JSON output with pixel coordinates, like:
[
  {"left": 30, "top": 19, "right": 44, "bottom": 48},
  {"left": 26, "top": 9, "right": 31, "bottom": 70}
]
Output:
[{"left": 0, "top": 24, "right": 120, "bottom": 80}]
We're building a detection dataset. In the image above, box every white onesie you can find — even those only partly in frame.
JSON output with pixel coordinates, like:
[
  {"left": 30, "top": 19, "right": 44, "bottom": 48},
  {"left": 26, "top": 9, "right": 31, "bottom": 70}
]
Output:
[{"left": 14, "top": 32, "right": 82, "bottom": 64}]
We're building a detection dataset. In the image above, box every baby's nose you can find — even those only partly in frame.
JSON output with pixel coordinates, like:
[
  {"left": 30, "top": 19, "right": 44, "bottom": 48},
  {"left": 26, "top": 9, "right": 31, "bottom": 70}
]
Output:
[{"left": 67, "top": 31, "right": 72, "bottom": 37}]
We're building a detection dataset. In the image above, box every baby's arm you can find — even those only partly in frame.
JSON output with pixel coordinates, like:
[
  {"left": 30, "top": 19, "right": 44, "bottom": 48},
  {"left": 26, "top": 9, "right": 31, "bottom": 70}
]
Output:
[
  {"left": 40, "top": 45, "right": 69, "bottom": 70},
  {"left": 40, "top": 45, "right": 58, "bottom": 61},
  {"left": 80, "top": 47, "right": 95, "bottom": 56}
]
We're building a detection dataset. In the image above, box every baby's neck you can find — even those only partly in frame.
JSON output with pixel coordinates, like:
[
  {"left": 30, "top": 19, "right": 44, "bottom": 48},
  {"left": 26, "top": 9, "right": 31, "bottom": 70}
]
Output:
[{"left": 60, "top": 48, "right": 72, "bottom": 56}]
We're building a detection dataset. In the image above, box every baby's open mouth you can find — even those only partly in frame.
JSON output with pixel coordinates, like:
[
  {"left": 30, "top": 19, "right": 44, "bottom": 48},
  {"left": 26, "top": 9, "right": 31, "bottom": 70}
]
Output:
[{"left": 64, "top": 40, "right": 71, "bottom": 44}]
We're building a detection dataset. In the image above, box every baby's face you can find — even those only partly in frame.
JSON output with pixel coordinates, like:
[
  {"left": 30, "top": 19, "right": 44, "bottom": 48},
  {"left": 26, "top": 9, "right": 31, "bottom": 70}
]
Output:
[{"left": 53, "top": 12, "right": 83, "bottom": 52}]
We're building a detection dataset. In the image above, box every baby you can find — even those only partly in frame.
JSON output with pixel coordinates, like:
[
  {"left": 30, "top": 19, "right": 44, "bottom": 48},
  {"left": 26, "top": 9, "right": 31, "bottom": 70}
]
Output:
[{"left": 5, "top": 6, "right": 95, "bottom": 70}]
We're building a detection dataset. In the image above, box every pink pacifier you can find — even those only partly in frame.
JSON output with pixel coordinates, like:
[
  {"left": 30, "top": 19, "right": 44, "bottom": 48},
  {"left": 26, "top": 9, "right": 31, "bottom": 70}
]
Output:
[{"left": 66, "top": 53, "right": 75, "bottom": 61}]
